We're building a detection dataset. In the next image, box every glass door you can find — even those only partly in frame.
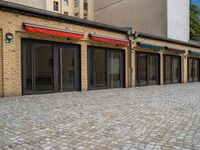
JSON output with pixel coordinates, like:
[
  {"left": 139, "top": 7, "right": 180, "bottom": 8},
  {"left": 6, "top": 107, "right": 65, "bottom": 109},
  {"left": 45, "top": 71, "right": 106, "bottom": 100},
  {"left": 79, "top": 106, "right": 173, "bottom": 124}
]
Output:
[
  {"left": 188, "top": 58, "right": 200, "bottom": 82},
  {"left": 193, "top": 59, "right": 199, "bottom": 82},
  {"left": 88, "top": 47, "right": 124, "bottom": 90},
  {"left": 22, "top": 40, "right": 55, "bottom": 94},
  {"left": 22, "top": 39, "right": 80, "bottom": 95},
  {"left": 109, "top": 52, "right": 123, "bottom": 88},
  {"left": 188, "top": 58, "right": 193, "bottom": 82},
  {"left": 164, "top": 56, "right": 172, "bottom": 84},
  {"left": 34, "top": 43, "right": 54, "bottom": 92},
  {"left": 136, "top": 52, "right": 159, "bottom": 86},
  {"left": 138, "top": 54, "right": 147, "bottom": 86},
  {"left": 164, "top": 55, "right": 181, "bottom": 84},
  {"left": 149, "top": 55, "right": 158, "bottom": 85},
  {"left": 172, "top": 57, "right": 181, "bottom": 83},
  {"left": 95, "top": 50, "right": 107, "bottom": 88},
  {"left": 56, "top": 45, "right": 80, "bottom": 92}
]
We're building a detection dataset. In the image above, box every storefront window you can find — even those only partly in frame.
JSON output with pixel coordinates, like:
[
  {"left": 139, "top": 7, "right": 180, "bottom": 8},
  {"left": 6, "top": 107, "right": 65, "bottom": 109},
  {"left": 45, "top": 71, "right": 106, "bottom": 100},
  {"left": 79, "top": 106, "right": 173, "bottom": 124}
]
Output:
[
  {"left": 164, "top": 55, "right": 181, "bottom": 84},
  {"left": 35, "top": 44, "right": 54, "bottom": 92},
  {"left": 22, "top": 39, "right": 80, "bottom": 95},
  {"left": 136, "top": 52, "right": 159, "bottom": 86},
  {"left": 88, "top": 47, "right": 124, "bottom": 89},
  {"left": 188, "top": 58, "right": 200, "bottom": 82}
]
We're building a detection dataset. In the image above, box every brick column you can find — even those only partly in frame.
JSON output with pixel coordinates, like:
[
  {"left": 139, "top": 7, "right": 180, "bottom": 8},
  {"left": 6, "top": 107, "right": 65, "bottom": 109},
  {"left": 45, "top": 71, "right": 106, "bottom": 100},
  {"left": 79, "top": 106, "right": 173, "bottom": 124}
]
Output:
[
  {"left": 80, "top": 42, "right": 88, "bottom": 91},
  {"left": 2, "top": 29, "right": 22, "bottom": 96},
  {"left": 182, "top": 53, "right": 187, "bottom": 83},
  {"left": 131, "top": 49, "right": 136, "bottom": 87}
]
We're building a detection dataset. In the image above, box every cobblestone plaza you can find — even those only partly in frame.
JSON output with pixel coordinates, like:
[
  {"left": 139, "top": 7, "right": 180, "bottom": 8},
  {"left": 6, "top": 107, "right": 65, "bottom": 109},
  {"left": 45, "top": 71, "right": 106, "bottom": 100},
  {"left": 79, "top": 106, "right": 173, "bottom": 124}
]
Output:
[{"left": 1, "top": 83, "right": 200, "bottom": 150}]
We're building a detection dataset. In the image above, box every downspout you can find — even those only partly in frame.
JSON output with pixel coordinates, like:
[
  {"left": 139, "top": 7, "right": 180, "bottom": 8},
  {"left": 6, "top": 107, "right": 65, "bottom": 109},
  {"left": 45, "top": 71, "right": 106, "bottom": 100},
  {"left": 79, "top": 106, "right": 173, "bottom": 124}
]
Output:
[{"left": 127, "top": 28, "right": 137, "bottom": 88}]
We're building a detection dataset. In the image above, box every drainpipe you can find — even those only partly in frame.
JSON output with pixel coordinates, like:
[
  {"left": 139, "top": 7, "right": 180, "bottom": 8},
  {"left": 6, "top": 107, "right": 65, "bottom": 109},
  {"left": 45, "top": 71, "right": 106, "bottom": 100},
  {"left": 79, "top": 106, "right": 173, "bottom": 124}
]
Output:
[{"left": 127, "top": 28, "right": 137, "bottom": 88}]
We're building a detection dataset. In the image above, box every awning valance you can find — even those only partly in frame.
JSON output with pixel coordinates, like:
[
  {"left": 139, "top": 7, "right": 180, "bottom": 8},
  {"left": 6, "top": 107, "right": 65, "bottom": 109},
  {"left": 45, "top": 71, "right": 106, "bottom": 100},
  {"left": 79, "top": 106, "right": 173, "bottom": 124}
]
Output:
[
  {"left": 89, "top": 33, "right": 129, "bottom": 46},
  {"left": 23, "top": 23, "right": 84, "bottom": 39},
  {"left": 137, "top": 42, "right": 165, "bottom": 51},
  {"left": 164, "top": 47, "right": 185, "bottom": 53},
  {"left": 188, "top": 51, "right": 200, "bottom": 56}
]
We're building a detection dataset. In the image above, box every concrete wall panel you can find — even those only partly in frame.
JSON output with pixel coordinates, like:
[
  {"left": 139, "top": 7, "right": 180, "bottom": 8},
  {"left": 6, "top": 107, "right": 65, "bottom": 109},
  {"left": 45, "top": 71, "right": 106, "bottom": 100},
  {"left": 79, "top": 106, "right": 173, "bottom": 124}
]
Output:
[
  {"left": 95, "top": 0, "right": 167, "bottom": 37},
  {"left": 167, "top": 0, "right": 190, "bottom": 42}
]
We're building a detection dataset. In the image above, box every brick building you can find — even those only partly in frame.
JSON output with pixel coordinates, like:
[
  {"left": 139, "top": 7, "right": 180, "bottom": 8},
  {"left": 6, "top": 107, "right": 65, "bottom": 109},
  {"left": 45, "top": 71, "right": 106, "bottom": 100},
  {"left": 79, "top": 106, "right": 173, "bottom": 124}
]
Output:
[{"left": 0, "top": 1, "right": 200, "bottom": 96}]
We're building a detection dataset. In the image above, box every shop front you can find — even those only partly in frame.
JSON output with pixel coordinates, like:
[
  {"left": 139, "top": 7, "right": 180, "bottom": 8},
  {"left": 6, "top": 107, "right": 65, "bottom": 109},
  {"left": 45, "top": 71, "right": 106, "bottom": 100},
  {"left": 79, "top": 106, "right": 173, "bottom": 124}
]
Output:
[
  {"left": 0, "top": 1, "right": 131, "bottom": 96},
  {"left": 22, "top": 39, "right": 81, "bottom": 95},
  {"left": 2, "top": 1, "right": 200, "bottom": 97},
  {"left": 88, "top": 46, "right": 125, "bottom": 90},
  {"left": 136, "top": 52, "right": 160, "bottom": 86},
  {"left": 163, "top": 55, "right": 181, "bottom": 84}
]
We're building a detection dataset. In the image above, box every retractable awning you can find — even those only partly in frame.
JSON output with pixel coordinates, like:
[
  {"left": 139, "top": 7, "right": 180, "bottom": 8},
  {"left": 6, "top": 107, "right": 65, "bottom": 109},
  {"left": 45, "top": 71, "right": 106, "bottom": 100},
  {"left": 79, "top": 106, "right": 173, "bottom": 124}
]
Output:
[
  {"left": 165, "top": 47, "right": 185, "bottom": 53},
  {"left": 188, "top": 51, "right": 200, "bottom": 56},
  {"left": 137, "top": 42, "right": 165, "bottom": 51},
  {"left": 89, "top": 33, "right": 129, "bottom": 46},
  {"left": 23, "top": 23, "right": 84, "bottom": 39}
]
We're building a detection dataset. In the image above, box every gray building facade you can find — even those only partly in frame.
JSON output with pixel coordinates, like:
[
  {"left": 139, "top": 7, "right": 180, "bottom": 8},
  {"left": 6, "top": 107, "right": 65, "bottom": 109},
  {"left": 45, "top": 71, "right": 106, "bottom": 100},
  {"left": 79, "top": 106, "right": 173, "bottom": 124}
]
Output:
[{"left": 95, "top": 0, "right": 189, "bottom": 42}]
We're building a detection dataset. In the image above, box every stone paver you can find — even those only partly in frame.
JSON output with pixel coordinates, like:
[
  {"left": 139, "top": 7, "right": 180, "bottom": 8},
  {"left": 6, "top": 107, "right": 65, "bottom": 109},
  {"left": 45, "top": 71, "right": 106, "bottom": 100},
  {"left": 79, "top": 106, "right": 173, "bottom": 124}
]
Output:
[{"left": 0, "top": 83, "right": 200, "bottom": 150}]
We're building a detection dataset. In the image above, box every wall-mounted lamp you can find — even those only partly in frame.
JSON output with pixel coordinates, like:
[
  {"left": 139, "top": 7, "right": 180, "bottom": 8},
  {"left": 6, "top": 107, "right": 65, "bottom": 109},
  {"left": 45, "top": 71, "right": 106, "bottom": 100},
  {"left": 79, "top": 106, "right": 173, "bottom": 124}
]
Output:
[{"left": 5, "top": 32, "right": 14, "bottom": 44}]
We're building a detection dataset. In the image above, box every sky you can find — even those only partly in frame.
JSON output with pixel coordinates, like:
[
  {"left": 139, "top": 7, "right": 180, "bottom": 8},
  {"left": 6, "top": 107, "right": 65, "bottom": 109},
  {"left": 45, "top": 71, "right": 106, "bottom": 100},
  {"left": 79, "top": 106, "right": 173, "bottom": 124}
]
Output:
[{"left": 192, "top": 0, "right": 200, "bottom": 7}]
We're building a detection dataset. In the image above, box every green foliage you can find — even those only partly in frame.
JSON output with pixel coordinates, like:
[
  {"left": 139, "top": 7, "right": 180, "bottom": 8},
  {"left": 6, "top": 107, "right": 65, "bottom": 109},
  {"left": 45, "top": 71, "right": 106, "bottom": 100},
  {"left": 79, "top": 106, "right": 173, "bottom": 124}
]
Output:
[{"left": 190, "top": 0, "right": 200, "bottom": 40}]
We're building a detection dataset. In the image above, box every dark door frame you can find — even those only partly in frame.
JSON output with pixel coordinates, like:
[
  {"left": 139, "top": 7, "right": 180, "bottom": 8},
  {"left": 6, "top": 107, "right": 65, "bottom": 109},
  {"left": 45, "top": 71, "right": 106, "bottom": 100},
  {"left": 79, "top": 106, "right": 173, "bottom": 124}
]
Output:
[
  {"left": 22, "top": 38, "right": 81, "bottom": 95},
  {"left": 187, "top": 57, "right": 200, "bottom": 82},
  {"left": 22, "top": 39, "right": 55, "bottom": 95},
  {"left": 163, "top": 55, "right": 181, "bottom": 84},
  {"left": 87, "top": 46, "right": 125, "bottom": 90},
  {"left": 136, "top": 51, "right": 160, "bottom": 86}
]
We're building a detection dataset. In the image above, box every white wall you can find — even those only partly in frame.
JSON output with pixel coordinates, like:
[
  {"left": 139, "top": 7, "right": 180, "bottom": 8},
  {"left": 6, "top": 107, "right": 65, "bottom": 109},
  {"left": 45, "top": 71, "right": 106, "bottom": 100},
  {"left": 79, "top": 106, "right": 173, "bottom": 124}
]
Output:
[{"left": 167, "top": 0, "right": 190, "bottom": 42}]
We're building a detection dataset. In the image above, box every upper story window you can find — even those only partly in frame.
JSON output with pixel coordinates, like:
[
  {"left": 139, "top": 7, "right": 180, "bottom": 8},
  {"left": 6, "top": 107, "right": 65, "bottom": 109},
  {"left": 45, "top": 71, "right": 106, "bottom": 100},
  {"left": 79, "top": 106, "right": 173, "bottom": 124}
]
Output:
[
  {"left": 84, "top": 0, "right": 88, "bottom": 10},
  {"left": 53, "top": 1, "right": 59, "bottom": 11},
  {"left": 75, "top": 0, "right": 79, "bottom": 7},
  {"left": 64, "top": 0, "right": 68, "bottom": 5}
]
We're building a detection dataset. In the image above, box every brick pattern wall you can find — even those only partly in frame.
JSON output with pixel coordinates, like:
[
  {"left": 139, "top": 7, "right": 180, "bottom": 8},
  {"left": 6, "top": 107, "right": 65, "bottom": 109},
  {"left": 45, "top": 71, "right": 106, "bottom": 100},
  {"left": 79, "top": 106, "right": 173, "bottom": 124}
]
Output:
[
  {"left": 0, "top": 10, "right": 200, "bottom": 97},
  {"left": 0, "top": 10, "right": 129, "bottom": 96}
]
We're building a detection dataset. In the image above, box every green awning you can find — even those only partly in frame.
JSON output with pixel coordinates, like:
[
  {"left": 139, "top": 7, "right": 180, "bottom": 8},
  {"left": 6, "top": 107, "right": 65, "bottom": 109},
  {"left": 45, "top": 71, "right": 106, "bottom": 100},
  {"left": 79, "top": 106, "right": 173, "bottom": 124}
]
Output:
[
  {"left": 190, "top": 51, "right": 200, "bottom": 56},
  {"left": 137, "top": 42, "right": 165, "bottom": 51}
]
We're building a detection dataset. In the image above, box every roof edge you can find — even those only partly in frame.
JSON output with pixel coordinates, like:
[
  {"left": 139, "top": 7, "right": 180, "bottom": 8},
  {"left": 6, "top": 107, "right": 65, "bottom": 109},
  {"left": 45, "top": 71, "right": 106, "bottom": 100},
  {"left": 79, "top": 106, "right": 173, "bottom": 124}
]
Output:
[{"left": 138, "top": 32, "right": 200, "bottom": 49}]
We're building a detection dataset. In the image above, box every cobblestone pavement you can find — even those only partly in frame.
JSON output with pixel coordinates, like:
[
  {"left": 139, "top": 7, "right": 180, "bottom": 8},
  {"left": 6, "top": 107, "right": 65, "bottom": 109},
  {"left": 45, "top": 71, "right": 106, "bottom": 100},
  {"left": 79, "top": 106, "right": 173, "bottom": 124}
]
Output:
[{"left": 1, "top": 83, "right": 200, "bottom": 150}]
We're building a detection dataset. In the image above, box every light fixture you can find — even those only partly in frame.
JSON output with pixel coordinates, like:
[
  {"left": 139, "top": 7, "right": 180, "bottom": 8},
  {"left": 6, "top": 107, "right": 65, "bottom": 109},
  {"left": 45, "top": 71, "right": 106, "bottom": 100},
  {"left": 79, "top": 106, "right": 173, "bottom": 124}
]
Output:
[
  {"left": 5, "top": 33, "right": 14, "bottom": 43},
  {"left": 6, "top": 33, "right": 13, "bottom": 40}
]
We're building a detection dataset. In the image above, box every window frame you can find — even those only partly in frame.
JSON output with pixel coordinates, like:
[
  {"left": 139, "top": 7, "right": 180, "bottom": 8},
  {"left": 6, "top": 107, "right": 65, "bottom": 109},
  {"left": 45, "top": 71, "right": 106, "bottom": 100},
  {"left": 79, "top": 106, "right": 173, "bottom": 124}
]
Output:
[
  {"left": 163, "top": 55, "right": 181, "bottom": 84},
  {"left": 64, "top": 0, "right": 68, "bottom": 5},
  {"left": 53, "top": 1, "right": 59, "bottom": 11},
  {"left": 87, "top": 46, "right": 125, "bottom": 90}
]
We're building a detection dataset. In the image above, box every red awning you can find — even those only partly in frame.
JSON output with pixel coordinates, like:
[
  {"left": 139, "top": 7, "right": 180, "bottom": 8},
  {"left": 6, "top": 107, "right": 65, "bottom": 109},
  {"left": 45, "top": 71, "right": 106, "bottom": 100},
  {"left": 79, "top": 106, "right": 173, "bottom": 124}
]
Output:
[
  {"left": 23, "top": 23, "right": 84, "bottom": 39},
  {"left": 89, "top": 34, "right": 129, "bottom": 46}
]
